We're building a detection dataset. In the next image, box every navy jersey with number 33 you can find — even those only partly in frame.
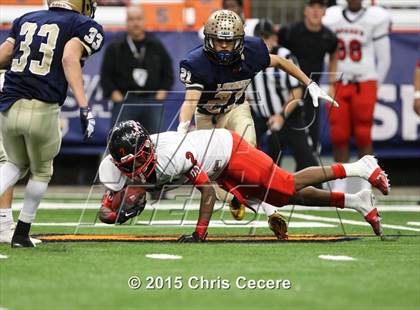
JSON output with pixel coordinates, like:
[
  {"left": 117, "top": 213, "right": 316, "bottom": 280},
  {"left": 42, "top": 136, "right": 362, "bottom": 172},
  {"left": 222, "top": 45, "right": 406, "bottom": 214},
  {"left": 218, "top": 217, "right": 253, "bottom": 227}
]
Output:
[
  {"left": 0, "top": 8, "right": 104, "bottom": 112},
  {"left": 179, "top": 36, "right": 270, "bottom": 115}
]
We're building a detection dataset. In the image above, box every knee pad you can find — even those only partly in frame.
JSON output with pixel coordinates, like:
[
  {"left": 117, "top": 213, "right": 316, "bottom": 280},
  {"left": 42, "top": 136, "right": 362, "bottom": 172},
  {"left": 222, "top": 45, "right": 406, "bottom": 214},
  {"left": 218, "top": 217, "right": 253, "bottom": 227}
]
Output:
[{"left": 0, "top": 162, "right": 21, "bottom": 196}]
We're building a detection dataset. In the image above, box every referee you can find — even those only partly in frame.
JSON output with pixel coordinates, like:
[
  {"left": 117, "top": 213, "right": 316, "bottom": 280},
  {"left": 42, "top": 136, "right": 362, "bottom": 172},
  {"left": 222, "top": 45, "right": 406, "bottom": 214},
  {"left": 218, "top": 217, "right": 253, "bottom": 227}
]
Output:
[
  {"left": 249, "top": 20, "right": 318, "bottom": 171},
  {"left": 278, "top": 0, "right": 338, "bottom": 152}
]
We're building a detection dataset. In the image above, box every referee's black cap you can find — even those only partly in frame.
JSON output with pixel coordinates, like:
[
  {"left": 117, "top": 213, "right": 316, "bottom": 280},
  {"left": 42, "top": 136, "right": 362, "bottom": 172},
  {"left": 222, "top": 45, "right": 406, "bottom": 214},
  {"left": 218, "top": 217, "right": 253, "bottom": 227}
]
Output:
[
  {"left": 254, "top": 19, "right": 275, "bottom": 38},
  {"left": 307, "top": 0, "right": 328, "bottom": 6}
]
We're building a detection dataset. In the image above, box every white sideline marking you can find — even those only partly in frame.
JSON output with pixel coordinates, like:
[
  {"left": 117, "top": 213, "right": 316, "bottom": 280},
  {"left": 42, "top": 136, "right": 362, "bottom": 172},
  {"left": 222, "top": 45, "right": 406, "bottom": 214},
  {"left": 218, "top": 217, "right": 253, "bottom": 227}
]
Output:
[
  {"left": 145, "top": 254, "right": 182, "bottom": 260},
  {"left": 30, "top": 221, "right": 336, "bottom": 228},
  {"left": 319, "top": 255, "right": 355, "bottom": 261},
  {"left": 0, "top": 254, "right": 8, "bottom": 259},
  {"left": 287, "top": 213, "right": 420, "bottom": 232},
  {"left": 11, "top": 202, "right": 420, "bottom": 212},
  {"left": 407, "top": 222, "right": 420, "bottom": 226}
]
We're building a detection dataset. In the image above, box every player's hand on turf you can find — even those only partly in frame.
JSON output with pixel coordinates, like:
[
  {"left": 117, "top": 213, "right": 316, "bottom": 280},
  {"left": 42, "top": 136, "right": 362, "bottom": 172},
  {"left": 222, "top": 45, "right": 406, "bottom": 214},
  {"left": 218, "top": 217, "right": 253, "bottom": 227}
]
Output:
[
  {"left": 80, "top": 107, "right": 96, "bottom": 141},
  {"left": 177, "top": 232, "right": 206, "bottom": 243},
  {"left": 306, "top": 81, "right": 339, "bottom": 108}
]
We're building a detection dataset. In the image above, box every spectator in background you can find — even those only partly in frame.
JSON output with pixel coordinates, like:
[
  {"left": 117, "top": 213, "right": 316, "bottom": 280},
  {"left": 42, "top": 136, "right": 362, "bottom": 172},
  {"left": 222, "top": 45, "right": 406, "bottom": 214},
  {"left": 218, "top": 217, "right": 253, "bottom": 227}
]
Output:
[
  {"left": 278, "top": 0, "right": 338, "bottom": 154},
  {"left": 414, "top": 58, "right": 420, "bottom": 116},
  {"left": 100, "top": 5, "right": 174, "bottom": 133},
  {"left": 249, "top": 20, "right": 319, "bottom": 172},
  {"left": 323, "top": 0, "right": 391, "bottom": 192}
]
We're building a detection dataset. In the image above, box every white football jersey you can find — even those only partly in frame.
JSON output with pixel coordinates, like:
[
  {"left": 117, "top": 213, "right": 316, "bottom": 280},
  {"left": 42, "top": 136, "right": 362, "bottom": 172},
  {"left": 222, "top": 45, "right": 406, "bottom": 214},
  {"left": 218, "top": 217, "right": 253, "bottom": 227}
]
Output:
[
  {"left": 99, "top": 129, "right": 233, "bottom": 191},
  {"left": 323, "top": 5, "right": 391, "bottom": 82}
]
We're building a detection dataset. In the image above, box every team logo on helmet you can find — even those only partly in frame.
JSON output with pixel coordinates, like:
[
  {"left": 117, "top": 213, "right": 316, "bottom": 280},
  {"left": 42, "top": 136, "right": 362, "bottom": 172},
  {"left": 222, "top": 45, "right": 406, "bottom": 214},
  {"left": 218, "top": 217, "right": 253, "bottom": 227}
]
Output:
[{"left": 203, "top": 10, "right": 245, "bottom": 65}]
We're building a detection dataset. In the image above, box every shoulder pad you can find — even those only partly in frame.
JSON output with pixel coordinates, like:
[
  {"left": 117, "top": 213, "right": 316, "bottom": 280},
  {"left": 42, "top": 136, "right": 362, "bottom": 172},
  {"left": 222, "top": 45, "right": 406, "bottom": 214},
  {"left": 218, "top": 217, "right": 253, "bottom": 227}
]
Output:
[
  {"left": 323, "top": 5, "right": 343, "bottom": 26},
  {"left": 366, "top": 6, "right": 391, "bottom": 25}
]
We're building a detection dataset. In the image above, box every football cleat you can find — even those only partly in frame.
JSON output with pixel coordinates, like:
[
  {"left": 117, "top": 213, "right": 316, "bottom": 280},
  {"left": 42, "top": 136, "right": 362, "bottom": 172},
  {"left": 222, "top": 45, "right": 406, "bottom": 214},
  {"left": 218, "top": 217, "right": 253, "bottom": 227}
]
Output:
[
  {"left": 356, "top": 189, "right": 383, "bottom": 236},
  {"left": 229, "top": 197, "right": 245, "bottom": 221},
  {"left": 268, "top": 212, "right": 288, "bottom": 240},
  {"left": 11, "top": 235, "right": 35, "bottom": 248},
  {"left": 359, "top": 155, "right": 390, "bottom": 195},
  {"left": 365, "top": 208, "right": 382, "bottom": 237},
  {"left": 0, "top": 223, "right": 42, "bottom": 245}
]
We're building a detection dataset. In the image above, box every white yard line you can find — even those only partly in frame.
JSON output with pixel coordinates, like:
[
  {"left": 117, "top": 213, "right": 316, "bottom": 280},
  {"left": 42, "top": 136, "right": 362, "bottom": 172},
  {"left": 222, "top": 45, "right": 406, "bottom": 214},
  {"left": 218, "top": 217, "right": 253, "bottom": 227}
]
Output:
[
  {"left": 407, "top": 221, "right": 420, "bottom": 226},
  {"left": 145, "top": 254, "right": 182, "bottom": 260},
  {"left": 12, "top": 202, "right": 420, "bottom": 212},
  {"left": 319, "top": 255, "right": 355, "bottom": 261},
  {"left": 285, "top": 213, "right": 420, "bottom": 232}
]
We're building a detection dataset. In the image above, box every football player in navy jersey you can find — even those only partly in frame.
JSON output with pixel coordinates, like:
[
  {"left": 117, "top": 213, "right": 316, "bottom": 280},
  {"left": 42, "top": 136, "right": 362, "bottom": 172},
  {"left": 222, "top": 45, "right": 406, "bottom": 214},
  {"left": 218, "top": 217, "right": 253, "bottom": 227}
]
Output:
[
  {"left": 177, "top": 10, "right": 338, "bottom": 237},
  {"left": 0, "top": 0, "right": 104, "bottom": 247}
]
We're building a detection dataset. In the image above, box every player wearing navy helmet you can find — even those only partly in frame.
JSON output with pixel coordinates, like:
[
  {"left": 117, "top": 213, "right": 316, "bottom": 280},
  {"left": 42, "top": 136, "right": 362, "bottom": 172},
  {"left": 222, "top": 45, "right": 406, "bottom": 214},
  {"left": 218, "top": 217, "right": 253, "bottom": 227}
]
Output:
[
  {"left": 0, "top": 0, "right": 104, "bottom": 247},
  {"left": 177, "top": 10, "right": 338, "bottom": 236}
]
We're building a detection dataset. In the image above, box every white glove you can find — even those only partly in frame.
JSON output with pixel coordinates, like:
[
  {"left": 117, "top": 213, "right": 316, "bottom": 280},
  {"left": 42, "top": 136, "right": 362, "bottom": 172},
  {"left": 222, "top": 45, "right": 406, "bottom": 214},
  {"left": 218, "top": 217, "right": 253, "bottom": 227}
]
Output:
[
  {"left": 177, "top": 121, "right": 190, "bottom": 134},
  {"left": 306, "top": 81, "right": 339, "bottom": 108}
]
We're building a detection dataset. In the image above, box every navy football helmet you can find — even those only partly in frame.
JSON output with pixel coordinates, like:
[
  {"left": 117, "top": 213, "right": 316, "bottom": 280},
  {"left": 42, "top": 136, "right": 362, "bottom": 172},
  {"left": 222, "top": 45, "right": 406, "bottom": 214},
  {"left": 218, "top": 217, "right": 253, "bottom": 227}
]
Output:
[{"left": 203, "top": 10, "right": 245, "bottom": 65}]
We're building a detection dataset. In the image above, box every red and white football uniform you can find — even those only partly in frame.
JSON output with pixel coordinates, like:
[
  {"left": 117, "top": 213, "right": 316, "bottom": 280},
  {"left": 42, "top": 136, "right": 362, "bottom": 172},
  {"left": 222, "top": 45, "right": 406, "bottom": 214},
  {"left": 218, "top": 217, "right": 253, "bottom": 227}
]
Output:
[
  {"left": 323, "top": 5, "right": 391, "bottom": 148},
  {"left": 99, "top": 129, "right": 295, "bottom": 207}
]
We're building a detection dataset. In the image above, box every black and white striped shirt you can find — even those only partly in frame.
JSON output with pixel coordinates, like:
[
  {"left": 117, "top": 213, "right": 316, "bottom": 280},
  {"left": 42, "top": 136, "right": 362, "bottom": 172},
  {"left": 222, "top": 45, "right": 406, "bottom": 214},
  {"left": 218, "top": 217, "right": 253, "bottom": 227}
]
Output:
[{"left": 248, "top": 46, "right": 300, "bottom": 119}]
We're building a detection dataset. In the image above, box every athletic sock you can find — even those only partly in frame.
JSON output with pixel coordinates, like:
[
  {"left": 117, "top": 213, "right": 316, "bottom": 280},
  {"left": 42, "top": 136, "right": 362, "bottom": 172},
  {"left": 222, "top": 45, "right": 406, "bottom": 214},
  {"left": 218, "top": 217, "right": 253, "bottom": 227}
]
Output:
[
  {"left": 330, "top": 192, "right": 345, "bottom": 209},
  {"left": 331, "top": 161, "right": 362, "bottom": 179},
  {"left": 18, "top": 180, "right": 48, "bottom": 224},
  {"left": 260, "top": 202, "right": 277, "bottom": 217},
  {"left": 0, "top": 208, "right": 13, "bottom": 232},
  {"left": 14, "top": 220, "right": 31, "bottom": 237},
  {"left": 0, "top": 162, "right": 20, "bottom": 197},
  {"left": 343, "top": 192, "right": 369, "bottom": 215}
]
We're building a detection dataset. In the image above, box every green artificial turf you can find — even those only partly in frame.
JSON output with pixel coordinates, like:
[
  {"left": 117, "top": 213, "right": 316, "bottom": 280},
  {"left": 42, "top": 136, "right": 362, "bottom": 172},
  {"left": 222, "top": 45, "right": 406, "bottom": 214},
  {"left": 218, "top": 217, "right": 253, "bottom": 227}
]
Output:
[{"left": 0, "top": 208, "right": 419, "bottom": 310}]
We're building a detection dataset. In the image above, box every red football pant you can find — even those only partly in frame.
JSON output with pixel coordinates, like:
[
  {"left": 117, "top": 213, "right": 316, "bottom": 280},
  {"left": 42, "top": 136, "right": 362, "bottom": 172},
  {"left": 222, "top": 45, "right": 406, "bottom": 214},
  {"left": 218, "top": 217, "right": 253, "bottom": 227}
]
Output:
[
  {"left": 217, "top": 131, "right": 296, "bottom": 208},
  {"left": 327, "top": 80, "right": 377, "bottom": 149}
]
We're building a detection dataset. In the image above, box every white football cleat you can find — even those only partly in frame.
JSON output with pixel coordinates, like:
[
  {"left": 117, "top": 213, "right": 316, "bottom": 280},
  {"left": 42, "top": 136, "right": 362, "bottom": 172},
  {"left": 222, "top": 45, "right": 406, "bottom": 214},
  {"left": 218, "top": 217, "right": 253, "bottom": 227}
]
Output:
[
  {"left": 358, "top": 155, "right": 390, "bottom": 195},
  {"left": 355, "top": 189, "right": 383, "bottom": 236},
  {"left": 0, "top": 223, "right": 42, "bottom": 245}
]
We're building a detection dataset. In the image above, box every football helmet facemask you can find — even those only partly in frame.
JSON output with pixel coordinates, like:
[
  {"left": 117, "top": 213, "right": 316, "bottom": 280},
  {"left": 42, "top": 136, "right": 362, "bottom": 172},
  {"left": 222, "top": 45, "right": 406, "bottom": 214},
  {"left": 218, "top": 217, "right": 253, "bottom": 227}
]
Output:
[
  {"left": 48, "top": 0, "right": 97, "bottom": 18},
  {"left": 203, "top": 10, "right": 245, "bottom": 65},
  {"left": 108, "top": 121, "right": 157, "bottom": 183}
]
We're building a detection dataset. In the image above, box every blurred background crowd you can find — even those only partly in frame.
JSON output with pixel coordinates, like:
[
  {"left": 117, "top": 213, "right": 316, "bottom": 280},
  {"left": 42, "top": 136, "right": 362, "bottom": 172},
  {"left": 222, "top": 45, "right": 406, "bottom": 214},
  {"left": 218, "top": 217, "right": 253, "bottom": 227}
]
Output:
[{"left": 0, "top": 0, "right": 419, "bottom": 187}]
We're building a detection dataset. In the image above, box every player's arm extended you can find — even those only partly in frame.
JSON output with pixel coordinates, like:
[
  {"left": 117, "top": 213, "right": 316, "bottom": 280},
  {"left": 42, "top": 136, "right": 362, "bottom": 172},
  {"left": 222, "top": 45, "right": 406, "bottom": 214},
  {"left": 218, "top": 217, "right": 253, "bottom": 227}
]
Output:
[
  {"left": 269, "top": 54, "right": 338, "bottom": 108},
  {"left": 269, "top": 54, "right": 311, "bottom": 86},
  {"left": 0, "top": 39, "right": 14, "bottom": 68},
  {"left": 178, "top": 89, "right": 202, "bottom": 133},
  {"left": 178, "top": 182, "right": 216, "bottom": 242}
]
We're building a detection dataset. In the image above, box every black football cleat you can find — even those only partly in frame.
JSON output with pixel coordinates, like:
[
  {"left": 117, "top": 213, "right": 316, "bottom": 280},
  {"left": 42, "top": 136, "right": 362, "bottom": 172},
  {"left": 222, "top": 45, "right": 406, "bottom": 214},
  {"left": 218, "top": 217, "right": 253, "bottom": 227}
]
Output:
[{"left": 11, "top": 235, "right": 35, "bottom": 248}]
